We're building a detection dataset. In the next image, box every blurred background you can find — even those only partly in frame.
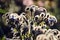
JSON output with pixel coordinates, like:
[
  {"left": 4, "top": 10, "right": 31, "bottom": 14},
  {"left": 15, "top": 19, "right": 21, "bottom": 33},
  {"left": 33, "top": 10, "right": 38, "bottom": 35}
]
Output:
[{"left": 0, "top": 0, "right": 60, "bottom": 40}]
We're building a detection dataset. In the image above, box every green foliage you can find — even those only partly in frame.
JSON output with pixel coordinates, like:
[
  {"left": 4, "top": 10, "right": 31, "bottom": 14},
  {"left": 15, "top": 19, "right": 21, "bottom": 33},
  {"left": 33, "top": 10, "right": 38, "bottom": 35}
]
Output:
[
  {"left": 1, "top": 36, "right": 5, "bottom": 40},
  {"left": 0, "top": 9, "right": 7, "bottom": 14},
  {"left": 0, "top": 36, "right": 5, "bottom": 40}
]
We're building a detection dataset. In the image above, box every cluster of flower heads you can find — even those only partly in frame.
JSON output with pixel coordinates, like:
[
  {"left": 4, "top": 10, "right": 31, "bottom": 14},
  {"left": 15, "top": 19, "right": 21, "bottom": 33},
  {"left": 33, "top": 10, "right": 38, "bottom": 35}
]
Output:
[
  {"left": 25, "top": 5, "right": 57, "bottom": 27},
  {"left": 36, "top": 29, "right": 60, "bottom": 40},
  {"left": 2, "top": 5, "right": 58, "bottom": 40}
]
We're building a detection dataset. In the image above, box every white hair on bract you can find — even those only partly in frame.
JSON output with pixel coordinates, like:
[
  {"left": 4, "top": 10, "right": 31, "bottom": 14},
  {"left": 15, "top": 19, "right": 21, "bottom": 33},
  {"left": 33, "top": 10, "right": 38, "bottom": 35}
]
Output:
[
  {"left": 35, "top": 15, "right": 40, "bottom": 18},
  {"left": 49, "top": 15, "right": 57, "bottom": 23},
  {"left": 47, "top": 33, "right": 57, "bottom": 40},
  {"left": 38, "top": 7, "right": 47, "bottom": 13},
  {"left": 2, "top": 12, "right": 14, "bottom": 25},
  {"left": 9, "top": 13, "right": 18, "bottom": 19},
  {"left": 30, "top": 5, "right": 38, "bottom": 12},
  {"left": 2, "top": 12, "right": 11, "bottom": 19},
  {"left": 45, "top": 29, "right": 52, "bottom": 35},
  {"left": 47, "top": 15, "right": 57, "bottom": 26},
  {"left": 25, "top": 5, "right": 38, "bottom": 13},
  {"left": 41, "top": 29, "right": 47, "bottom": 34},
  {"left": 34, "top": 15, "right": 40, "bottom": 21},
  {"left": 19, "top": 13, "right": 26, "bottom": 21},
  {"left": 25, "top": 6, "right": 30, "bottom": 12},
  {"left": 56, "top": 33, "right": 60, "bottom": 40},
  {"left": 45, "top": 13, "right": 50, "bottom": 18},
  {"left": 40, "top": 12, "right": 46, "bottom": 17},
  {"left": 36, "top": 34, "right": 48, "bottom": 40},
  {"left": 33, "top": 26, "right": 41, "bottom": 30},
  {"left": 42, "top": 24, "right": 47, "bottom": 29}
]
